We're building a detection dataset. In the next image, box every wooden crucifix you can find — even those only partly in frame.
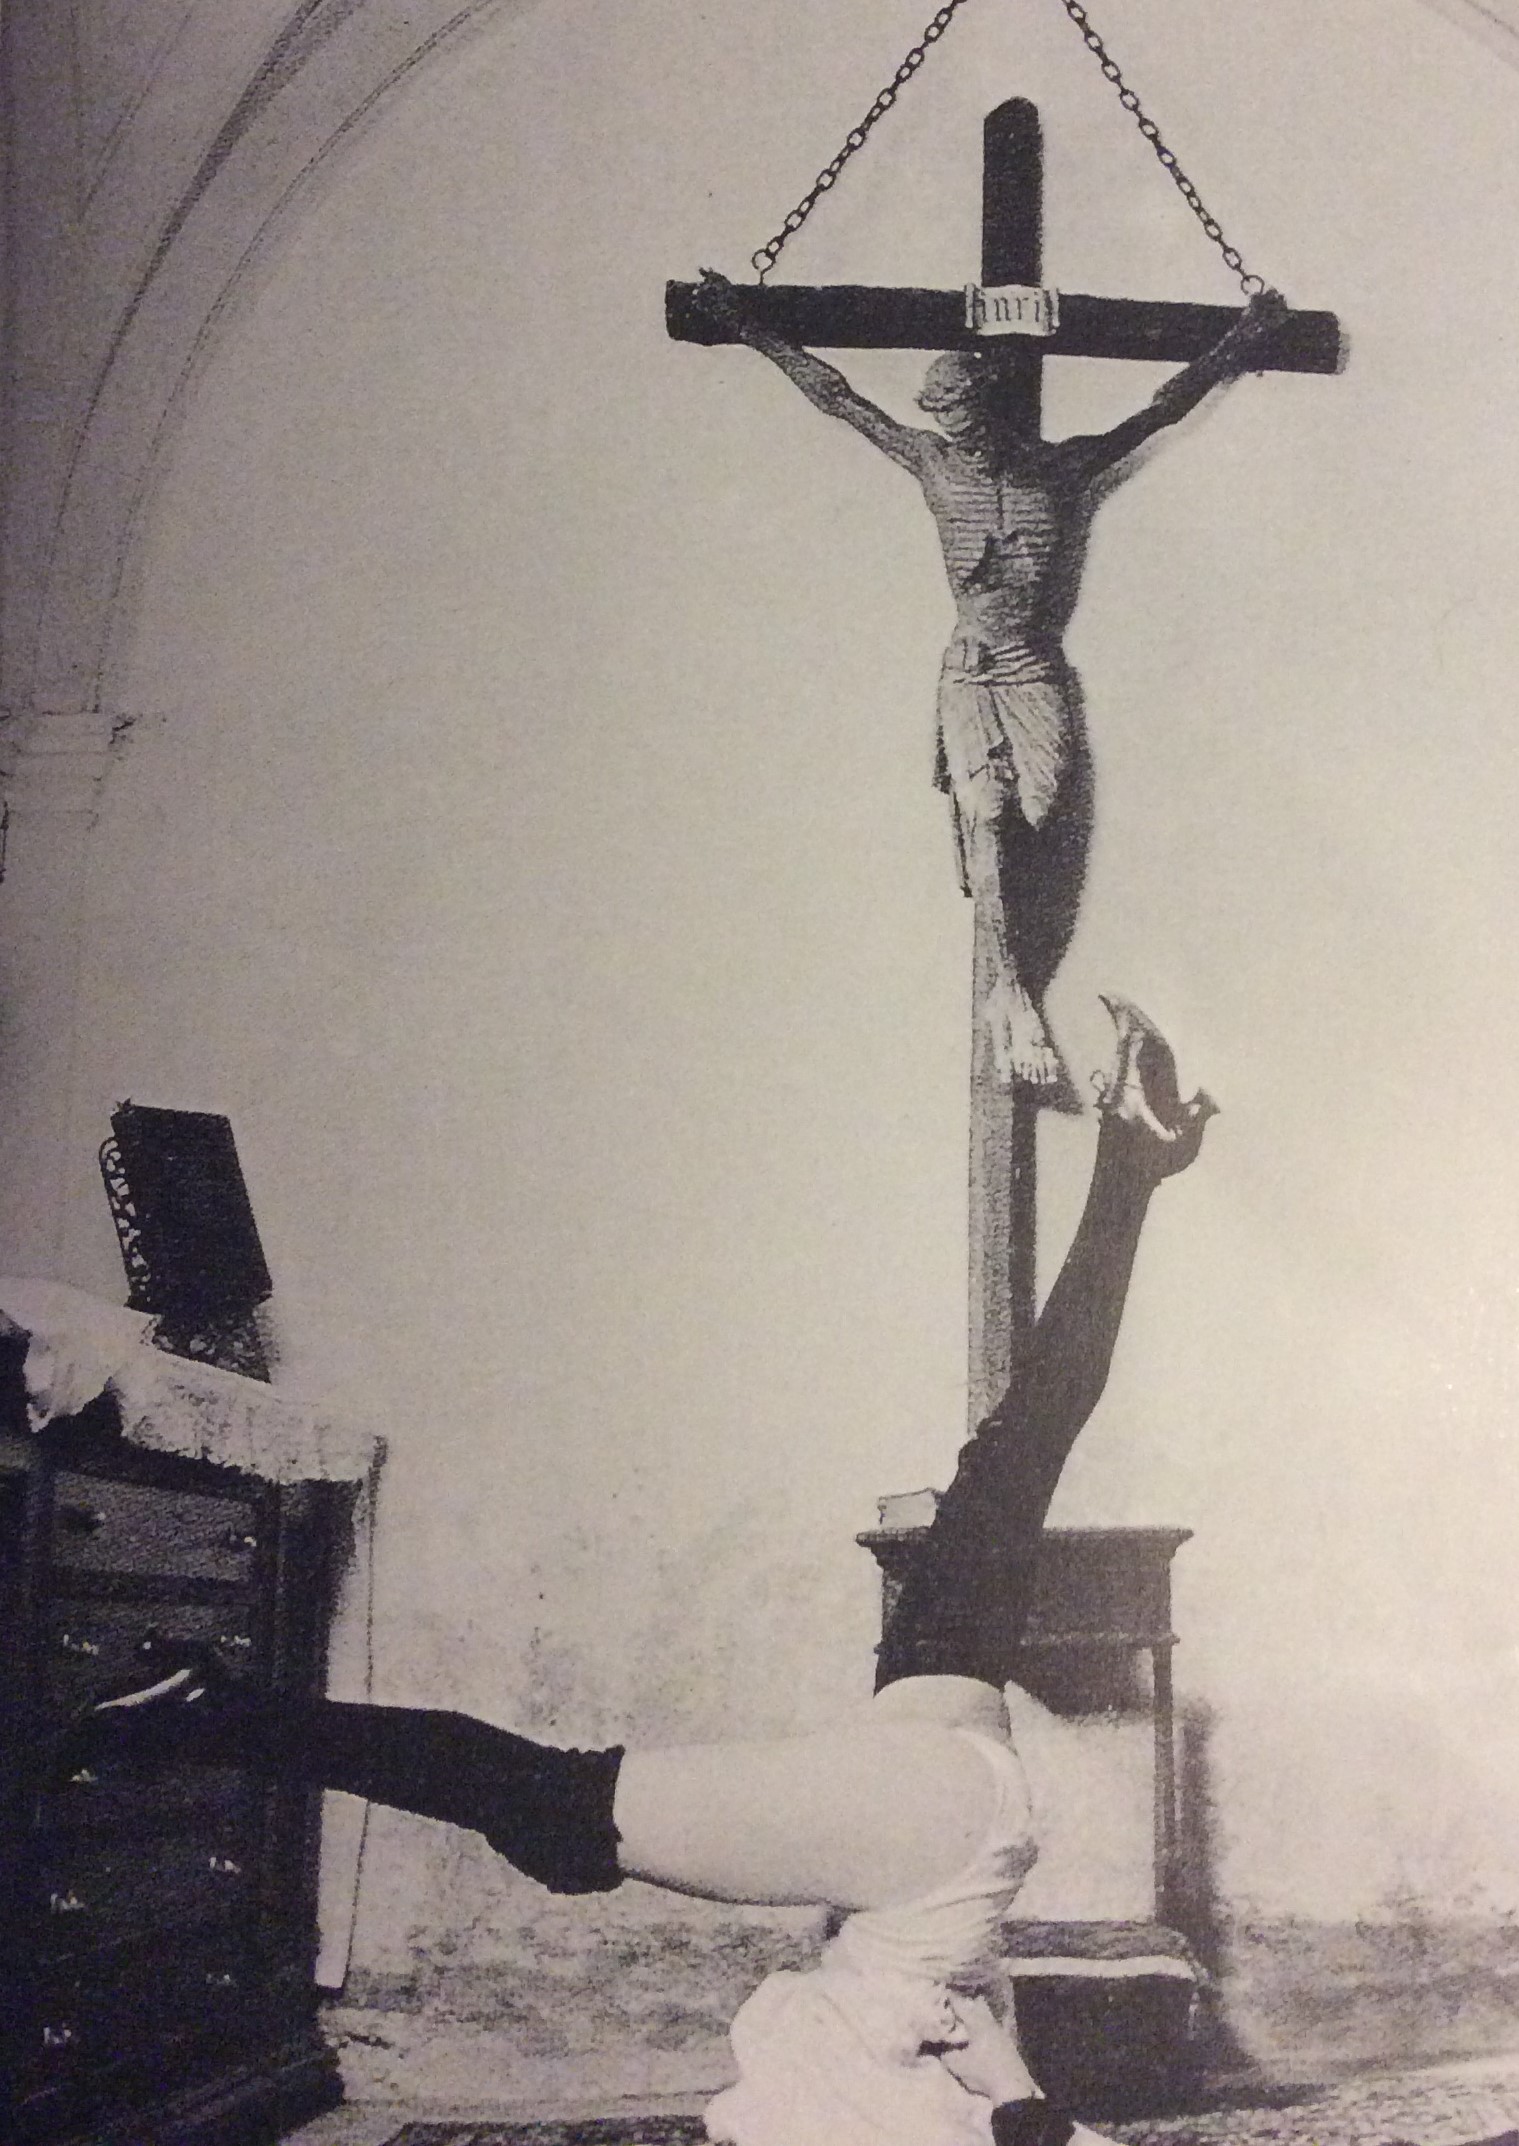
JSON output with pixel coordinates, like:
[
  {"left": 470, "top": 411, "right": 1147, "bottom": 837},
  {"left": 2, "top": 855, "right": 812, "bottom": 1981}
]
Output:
[{"left": 669, "top": 99, "right": 1339, "bottom": 1420}]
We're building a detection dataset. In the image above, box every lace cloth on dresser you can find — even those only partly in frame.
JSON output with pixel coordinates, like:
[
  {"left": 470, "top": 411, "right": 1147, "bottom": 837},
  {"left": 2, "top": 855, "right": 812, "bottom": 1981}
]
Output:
[
  {"left": 0, "top": 1276, "right": 379, "bottom": 1481},
  {"left": 0, "top": 1274, "right": 380, "bottom": 1987}
]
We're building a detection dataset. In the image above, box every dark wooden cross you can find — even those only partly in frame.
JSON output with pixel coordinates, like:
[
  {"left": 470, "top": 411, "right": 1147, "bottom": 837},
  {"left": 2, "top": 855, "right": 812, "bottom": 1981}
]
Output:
[{"left": 668, "top": 99, "right": 1339, "bottom": 1421}]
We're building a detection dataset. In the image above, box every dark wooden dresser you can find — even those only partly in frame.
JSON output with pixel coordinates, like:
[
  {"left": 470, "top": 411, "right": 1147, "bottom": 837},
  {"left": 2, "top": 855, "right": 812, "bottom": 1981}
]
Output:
[{"left": 1, "top": 1363, "right": 343, "bottom": 2144}]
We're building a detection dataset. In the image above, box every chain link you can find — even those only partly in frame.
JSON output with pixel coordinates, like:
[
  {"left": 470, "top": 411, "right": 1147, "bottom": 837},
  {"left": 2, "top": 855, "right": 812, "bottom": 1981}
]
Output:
[
  {"left": 752, "top": 0, "right": 977, "bottom": 281},
  {"left": 1056, "top": 0, "right": 1263, "bottom": 295},
  {"left": 751, "top": 0, "right": 1264, "bottom": 297}
]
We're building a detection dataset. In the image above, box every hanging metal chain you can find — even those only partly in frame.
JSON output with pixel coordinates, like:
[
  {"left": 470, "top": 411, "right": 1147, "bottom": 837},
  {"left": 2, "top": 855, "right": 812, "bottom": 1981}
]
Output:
[
  {"left": 752, "top": 0, "right": 978, "bottom": 281},
  {"left": 752, "top": 0, "right": 1264, "bottom": 295},
  {"left": 1056, "top": 0, "right": 1263, "bottom": 294}
]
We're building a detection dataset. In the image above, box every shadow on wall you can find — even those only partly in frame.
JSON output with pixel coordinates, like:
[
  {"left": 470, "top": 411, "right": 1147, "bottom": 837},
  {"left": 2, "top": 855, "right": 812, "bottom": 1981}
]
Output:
[
  {"left": 1172, "top": 1702, "right": 1519, "bottom": 2084},
  {"left": 1220, "top": 1909, "right": 1519, "bottom": 2082},
  {"left": 1173, "top": 1699, "right": 1256, "bottom": 2083}
]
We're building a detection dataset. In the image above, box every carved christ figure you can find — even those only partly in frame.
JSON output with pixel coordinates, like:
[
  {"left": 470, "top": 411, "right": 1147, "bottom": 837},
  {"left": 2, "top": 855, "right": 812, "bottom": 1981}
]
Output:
[{"left": 695, "top": 271, "right": 1287, "bottom": 1089}]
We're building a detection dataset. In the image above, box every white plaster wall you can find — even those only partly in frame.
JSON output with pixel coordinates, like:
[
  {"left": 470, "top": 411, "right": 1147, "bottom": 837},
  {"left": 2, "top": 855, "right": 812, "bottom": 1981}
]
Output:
[{"left": 10, "top": 0, "right": 1519, "bottom": 1975}]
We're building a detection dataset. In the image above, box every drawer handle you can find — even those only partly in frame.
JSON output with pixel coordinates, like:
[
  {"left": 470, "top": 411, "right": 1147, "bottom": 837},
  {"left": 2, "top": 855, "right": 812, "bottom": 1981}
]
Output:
[
  {"left": 56, "top": 1631, "right": 102, "bottom": 1658},
  {"left": 48, "top": 1889, "right": 89, "bottom": 1916},
  {"left": 63, "top": 1766, "right": 99, "bottom": 1789},
  {"left": 204, "top": 1971, "right": 238, "bottom": 1991},
  {"left": 216, "top": 1633, "right": 253, "bottom": 1653},
  {"left": 208, "top": 1854, "right": 243, "bottom": 1876},
  {"left": 42, "top": 2024, "right": 77, "bottom": 2050},
  {"left": 57, "top": 1505, "right": 106, "bottom": 1535},
  {"left": 219, "top": 1527, "right": 258, "bottom": 1553}
]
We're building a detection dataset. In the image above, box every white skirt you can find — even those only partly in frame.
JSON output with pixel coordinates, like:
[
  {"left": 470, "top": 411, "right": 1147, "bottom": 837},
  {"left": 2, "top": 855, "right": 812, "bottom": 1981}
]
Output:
[
  {"left": 705, "top": 1959, "right": 995, "bottom": 2146},
  {"left": 705, "top": 1729, "right": 1038, "bottom": 2146}
]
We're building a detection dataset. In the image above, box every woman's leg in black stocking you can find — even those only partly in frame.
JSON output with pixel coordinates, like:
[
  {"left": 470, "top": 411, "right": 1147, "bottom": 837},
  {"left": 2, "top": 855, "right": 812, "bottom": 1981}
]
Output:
[
  {"left": 66, "top": 1685, "right": 624, "bottom": 1894},
  {"left": 303, "top": 1703, "right": 625, "bottom": 1894},
  {"left": 876, "top": 1001, "right": 1213, "bottom": 1690}
]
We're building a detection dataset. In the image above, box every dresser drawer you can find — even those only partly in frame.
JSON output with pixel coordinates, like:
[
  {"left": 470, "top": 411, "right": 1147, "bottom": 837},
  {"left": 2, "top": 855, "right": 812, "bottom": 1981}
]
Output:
[
  {"left": 52, "top": 1471, "right": 259, "bottom": 1582},
  {"left": 15, "top": 1931, "right": 264, "bottom": 2102},
  {"left": 33, "top": 1825, "right": 255, "bottom": 1953},
  {"left": 41, "top": 1597, "right": 258, "bottom": 1719},
  {"left": 5, "top": 1432, "right": 339, "bottom": 2145},
  {"left": 41, "top": 1760, "right": 259, "bottom": 1839}
]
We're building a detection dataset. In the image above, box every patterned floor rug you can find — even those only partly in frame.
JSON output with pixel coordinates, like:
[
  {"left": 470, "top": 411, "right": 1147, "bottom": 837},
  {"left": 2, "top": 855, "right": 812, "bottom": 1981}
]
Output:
[
  {"left": 382, "top": 2125, "right": 704, "bottom": 2146},
  {"left": 380, "top": 2084, "right": 1519, "bottom": 2146}
]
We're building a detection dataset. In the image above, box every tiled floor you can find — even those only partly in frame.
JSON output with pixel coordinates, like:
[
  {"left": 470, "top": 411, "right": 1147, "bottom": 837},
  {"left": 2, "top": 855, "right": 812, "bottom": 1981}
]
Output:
[{"left": 283, "top": 2055, "right": 1519, "bottom": 2146}]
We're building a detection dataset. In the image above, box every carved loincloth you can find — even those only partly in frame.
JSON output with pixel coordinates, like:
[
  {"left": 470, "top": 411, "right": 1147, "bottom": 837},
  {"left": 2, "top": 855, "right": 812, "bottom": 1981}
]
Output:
[{"left": 934, "top": 634, "right": 1076, "bottom": 888}]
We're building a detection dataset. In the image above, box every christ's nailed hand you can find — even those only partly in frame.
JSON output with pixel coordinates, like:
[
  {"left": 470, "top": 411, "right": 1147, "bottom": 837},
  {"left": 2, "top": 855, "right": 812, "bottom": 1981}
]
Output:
[
  {"left": 1244, "top": 287, "right": 1290, "bottom": 336},
  {"left": 695, "top": 268, "right": 750, "bottom": 334}
]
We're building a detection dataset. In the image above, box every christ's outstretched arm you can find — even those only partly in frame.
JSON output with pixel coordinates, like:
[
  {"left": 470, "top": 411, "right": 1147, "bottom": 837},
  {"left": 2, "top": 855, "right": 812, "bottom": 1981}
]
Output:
[
  {"left": 695, "top": 269, "right": 932, "bottom": 472},
  {"left": 1061, "top": 285, "right": 1290, "bottom": 479}
]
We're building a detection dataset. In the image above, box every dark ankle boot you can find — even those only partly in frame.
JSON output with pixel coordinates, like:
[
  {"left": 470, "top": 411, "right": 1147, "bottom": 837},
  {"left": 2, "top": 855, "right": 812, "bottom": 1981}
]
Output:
[{"left": 52, "top": 1634, "right": 262, "bottom": 1785}]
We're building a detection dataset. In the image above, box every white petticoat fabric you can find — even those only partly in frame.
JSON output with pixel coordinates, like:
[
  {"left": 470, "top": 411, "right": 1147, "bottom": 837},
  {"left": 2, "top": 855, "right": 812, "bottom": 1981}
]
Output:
[{"left": 705, "top": 1729, "right": 1038, "bottom": 2146}]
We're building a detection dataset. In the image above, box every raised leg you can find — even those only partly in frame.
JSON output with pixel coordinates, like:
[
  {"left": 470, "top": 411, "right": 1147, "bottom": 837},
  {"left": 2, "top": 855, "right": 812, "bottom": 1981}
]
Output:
[{"left": 876, "top": 998, "right": 1214, "bottom": 1690}]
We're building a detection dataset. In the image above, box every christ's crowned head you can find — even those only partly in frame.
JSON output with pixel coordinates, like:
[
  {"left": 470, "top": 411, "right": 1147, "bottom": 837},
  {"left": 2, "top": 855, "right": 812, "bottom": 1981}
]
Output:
[{"left": 916, "top": 350, "right": 1034, "bottom": 459}]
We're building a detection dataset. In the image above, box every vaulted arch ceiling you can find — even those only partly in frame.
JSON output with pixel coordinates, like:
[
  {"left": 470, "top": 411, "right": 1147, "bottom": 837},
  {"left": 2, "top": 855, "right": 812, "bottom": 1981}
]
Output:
[
  {"left": 1416, "top": 0, "right": 1519, "bottom": 64},
  {"left": 1, "top": 0, "right": 527, "bottom": 720},
  {"left": 3, "top": 0, "right": 1509, "bottom": 729}
]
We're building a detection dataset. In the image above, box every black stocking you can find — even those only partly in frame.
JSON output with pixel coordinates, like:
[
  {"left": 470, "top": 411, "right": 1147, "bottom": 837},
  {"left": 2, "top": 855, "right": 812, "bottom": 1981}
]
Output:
[
  {"left": 875, "top": 1116, "right": 1157, "bottom": 1689},
  {"left": 131, "top": 1695, "right": 624, "bottom": 1894}
]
